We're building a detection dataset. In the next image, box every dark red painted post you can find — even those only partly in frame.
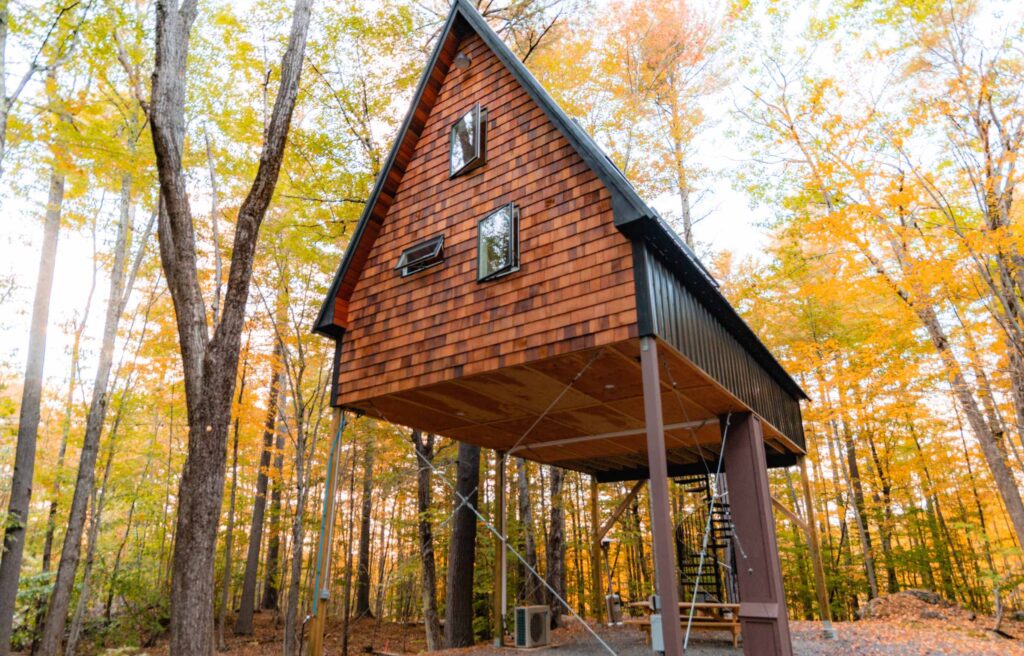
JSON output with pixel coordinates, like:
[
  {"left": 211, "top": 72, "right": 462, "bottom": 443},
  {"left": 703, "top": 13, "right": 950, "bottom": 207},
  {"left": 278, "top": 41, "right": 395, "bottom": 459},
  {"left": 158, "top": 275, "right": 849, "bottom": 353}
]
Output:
[
  {"left": 722, "top": 412, "right": 794, "bottom": 656},
  {"left": 640, "top": 337, "right": 683, "bottom": 656}
]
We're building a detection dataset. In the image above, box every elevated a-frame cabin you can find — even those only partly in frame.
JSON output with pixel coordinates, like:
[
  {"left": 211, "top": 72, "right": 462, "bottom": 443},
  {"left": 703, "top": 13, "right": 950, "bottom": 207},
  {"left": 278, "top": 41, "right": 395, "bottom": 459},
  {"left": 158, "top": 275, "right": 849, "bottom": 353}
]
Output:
[{"left": 314, "top": 2, "right": 804, "bottom": 654}]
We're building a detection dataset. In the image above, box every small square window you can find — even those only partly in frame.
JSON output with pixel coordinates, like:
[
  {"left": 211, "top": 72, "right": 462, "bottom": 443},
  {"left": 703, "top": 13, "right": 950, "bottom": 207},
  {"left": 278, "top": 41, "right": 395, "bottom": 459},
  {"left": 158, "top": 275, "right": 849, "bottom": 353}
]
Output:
[
  {"left": 477, "top": 204, "right": 519, "bottom": 281},
  {"left": 450, "top": 104, "right": 486, "bottom": 177},
  {"left": 395, "top": 234, "right": 445, "bottom": 277}
]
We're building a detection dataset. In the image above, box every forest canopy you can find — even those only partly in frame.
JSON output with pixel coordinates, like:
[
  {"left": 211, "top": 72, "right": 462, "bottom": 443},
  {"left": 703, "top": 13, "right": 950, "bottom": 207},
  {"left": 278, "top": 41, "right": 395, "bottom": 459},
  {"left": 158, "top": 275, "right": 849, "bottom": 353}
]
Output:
[{"left": 1, "top": 0, "right": 1023, "bottom": 654}]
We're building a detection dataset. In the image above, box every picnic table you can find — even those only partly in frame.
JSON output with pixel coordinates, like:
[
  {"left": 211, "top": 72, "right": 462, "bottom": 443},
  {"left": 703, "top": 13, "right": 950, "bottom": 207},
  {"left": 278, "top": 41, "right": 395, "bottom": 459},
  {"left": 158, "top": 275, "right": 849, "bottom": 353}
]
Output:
[{"left": 623, "top": 600, "right": 741, "bottom": 648}]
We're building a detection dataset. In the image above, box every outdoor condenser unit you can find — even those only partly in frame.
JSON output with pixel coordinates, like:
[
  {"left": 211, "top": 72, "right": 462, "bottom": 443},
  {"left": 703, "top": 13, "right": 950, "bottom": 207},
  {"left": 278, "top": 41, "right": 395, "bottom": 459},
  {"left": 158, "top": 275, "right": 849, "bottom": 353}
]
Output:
[{"left": 515, "top": 605, "right": 550, "bottom": 648}]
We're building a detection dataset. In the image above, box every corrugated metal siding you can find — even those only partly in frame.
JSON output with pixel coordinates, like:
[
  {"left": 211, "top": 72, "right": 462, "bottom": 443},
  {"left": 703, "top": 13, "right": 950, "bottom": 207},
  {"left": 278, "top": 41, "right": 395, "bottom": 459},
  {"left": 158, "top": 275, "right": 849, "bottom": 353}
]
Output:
[{"left": 645, "top": 250, "right": 805, "bottom": 449}]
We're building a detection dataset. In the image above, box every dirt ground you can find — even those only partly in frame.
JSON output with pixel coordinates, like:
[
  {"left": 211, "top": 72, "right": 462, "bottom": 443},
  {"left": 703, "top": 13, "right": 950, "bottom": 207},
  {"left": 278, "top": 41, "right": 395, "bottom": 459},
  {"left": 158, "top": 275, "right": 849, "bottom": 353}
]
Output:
[{"left": 105, "top": 592, "right": 1024, "bottom": 655}]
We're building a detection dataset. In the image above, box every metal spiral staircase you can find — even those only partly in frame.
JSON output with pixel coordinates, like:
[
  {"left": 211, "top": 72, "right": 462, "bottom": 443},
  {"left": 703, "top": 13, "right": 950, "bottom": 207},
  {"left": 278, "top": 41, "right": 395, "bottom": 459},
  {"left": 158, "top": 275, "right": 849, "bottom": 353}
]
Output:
[{"left": 674, "top": 473, "right": 738, "bottom": 604}]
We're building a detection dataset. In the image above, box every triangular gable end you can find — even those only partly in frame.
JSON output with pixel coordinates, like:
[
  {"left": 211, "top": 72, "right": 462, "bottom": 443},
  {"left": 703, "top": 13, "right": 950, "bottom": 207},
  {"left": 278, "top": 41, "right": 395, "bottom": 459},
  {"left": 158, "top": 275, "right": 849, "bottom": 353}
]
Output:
[
  {"left": 312, "top": 0, "right": 653, "bottom": 339},
  {"left": 312, "top": 0, "right": 807, "bottom": 405}
]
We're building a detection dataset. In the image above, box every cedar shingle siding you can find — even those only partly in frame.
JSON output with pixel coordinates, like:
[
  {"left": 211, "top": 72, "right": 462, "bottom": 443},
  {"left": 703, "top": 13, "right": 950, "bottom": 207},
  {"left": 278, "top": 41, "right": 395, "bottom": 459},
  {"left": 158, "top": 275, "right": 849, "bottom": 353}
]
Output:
[{"left": 337, "top": 32, "right": 638, "bottom": 404}]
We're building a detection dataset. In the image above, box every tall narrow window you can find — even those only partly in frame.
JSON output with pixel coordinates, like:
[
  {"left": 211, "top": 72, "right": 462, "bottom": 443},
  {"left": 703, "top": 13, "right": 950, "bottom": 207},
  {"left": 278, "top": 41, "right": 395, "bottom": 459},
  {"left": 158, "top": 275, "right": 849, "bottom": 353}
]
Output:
[
  {"left": 450, "top": 103, "right": 485, "bottom": 177},
  {"left": 395, "top": 234, "right": 445, "bottom": 277},
  {"left": 477, "top": 203, "right": 519, "bottom": 281}
]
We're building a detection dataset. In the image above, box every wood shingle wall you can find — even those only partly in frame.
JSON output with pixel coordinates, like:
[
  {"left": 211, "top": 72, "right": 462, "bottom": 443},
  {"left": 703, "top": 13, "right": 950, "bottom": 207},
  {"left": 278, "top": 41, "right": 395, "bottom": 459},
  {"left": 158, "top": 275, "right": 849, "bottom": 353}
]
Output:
[{"left": 337, "top": 31, "right": 639, "bottom": 404}]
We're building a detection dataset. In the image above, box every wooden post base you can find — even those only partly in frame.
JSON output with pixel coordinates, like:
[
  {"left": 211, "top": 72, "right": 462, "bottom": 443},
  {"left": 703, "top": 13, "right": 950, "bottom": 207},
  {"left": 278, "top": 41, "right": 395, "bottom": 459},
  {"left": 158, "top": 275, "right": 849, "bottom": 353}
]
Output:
[{"left": 722, "top": 412, "right": 793, "bottom": 656}]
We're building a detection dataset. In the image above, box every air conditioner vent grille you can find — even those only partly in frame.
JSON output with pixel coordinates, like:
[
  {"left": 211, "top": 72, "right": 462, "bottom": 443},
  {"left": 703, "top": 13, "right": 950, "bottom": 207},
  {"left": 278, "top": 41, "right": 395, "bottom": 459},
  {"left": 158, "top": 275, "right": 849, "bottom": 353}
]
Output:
[{"left": 514, "top": 605, "right": 550, "bottom": 648}]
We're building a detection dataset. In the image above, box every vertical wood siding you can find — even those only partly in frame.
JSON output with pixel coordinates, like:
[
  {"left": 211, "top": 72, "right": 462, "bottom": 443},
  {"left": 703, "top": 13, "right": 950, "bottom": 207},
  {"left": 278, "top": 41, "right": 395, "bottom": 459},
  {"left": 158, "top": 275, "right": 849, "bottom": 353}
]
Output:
[{"left": 337, "top": 32, "right": 638, "bottom": 404}]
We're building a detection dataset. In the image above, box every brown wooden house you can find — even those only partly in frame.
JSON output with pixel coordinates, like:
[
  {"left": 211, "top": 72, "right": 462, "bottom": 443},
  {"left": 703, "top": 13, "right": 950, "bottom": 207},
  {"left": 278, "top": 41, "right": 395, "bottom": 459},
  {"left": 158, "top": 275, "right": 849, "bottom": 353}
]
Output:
[{"left": 313, "top": 2, "right": 807, "bottom": 654}]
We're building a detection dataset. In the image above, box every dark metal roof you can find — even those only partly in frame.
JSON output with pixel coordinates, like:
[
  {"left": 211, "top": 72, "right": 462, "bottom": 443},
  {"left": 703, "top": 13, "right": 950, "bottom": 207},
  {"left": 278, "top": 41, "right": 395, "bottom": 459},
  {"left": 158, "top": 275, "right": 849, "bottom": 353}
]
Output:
[{"left": 313, "top": 0, "right": 808, "bottom": 402}]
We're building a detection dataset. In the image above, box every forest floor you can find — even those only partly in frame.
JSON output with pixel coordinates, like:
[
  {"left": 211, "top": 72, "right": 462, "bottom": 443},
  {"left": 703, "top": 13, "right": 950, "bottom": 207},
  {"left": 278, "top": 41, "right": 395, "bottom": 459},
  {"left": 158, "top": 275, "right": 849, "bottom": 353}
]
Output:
[{"left": 96, "top": 592, "right": 1024, "bottom": 655}]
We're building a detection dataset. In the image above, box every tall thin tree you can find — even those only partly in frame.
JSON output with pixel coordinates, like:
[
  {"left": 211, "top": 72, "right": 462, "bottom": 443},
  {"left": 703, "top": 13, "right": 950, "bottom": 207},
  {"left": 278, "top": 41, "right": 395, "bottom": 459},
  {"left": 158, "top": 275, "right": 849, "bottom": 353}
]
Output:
[
  {"left": 354, "top": 442, "right": 375, "bottom": 618},
  {"left": 546, "top": 466, "right": 566, "bottom": 628},
  {"left": 412, "top": 430, "right": 442, "bottom": 650},
  {"left": 235, "top": 317, "right": 284, "bottom": 633},
  {"left": 0, "top": 170, "right": 63, "bottom": 656},
  {"left": 147, "top": 0, "right": 313, "bottom": 652},
  {"left": 444, "top": 442, "right": 480, "bottom": 648},
  {"left": 39, "top": 176, "right": 152, "bottom": 656}
]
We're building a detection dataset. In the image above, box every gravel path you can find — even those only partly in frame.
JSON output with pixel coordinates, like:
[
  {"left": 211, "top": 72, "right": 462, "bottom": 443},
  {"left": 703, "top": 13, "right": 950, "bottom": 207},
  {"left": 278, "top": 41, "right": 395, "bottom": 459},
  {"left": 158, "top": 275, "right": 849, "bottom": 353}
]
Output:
[{"left": 433, "top": 620, "right": 1024, "bottom": 656}]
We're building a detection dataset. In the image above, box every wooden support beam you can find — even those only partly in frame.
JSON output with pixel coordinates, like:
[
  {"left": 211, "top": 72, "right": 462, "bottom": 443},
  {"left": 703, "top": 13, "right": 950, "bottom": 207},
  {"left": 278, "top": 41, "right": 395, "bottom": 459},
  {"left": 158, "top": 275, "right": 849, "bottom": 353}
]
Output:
[
  {"left": 640, "top": 337, "right": 684, "bottom": 656},
  {"left": 508, "top": 419, "right": 718, "bottom": 456},
  {"left": 597, "top": 480, "right": 646, "bottom": 541},
  {"left": 799, "top": 456, "right": 836, "bottom": 638},
  {"left": 308, "top": 408, "right": 346, "bottom": 656},
  {"left": 771, "top": 496, "right": 806, "bottom": 532}
]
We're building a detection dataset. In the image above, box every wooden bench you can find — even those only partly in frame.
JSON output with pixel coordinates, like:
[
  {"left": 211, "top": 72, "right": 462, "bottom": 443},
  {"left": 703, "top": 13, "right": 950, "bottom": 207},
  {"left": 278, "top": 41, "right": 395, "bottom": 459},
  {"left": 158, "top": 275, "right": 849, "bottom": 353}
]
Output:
[{"left": 623, "top": 602, "right": 741, "bottom": 648}]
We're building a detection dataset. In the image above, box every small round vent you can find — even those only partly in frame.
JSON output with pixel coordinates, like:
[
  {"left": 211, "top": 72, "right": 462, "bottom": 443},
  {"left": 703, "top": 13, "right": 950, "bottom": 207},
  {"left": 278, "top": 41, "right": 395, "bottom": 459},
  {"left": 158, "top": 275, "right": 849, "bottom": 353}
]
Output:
[{"left": 530, "top": 611, "right": 545, "bottom": 643}]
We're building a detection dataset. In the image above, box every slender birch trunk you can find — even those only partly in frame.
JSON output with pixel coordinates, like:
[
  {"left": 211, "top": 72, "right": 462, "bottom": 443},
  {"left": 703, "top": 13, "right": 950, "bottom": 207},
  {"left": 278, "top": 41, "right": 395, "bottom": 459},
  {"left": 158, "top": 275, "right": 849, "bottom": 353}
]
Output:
[
  {"left": 39, "top": 175, "right": 135, "bottom": 656},
  {"left": 0, "top": 169, "right": 63, "bottom": 655}
]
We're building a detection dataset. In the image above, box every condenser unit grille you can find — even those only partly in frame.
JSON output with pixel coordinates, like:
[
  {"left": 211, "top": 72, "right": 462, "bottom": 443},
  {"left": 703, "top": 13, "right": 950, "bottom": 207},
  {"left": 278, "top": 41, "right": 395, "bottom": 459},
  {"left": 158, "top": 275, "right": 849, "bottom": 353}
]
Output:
[
  {"left": 515, "top": 605, "right": 550, "bottom": 648},
  {"left": 530, "top": 611, "right": 545, "bottom": 643}
]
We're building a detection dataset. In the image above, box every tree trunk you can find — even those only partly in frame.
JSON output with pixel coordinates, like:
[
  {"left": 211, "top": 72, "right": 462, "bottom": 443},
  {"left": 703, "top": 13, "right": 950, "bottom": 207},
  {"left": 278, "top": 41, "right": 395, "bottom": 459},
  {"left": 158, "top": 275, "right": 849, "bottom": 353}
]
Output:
[
  {"left": 628, "top": 496, "right": 650, "bottom": 591},
  {"left": 39, "top": 175, "right": 133, "bottom": 656},
  {"left": 106, "top": 410, "right": 155, "bottom": 625},
  {"left": 444, "top": 442, "right": 480, "bottom": 648},
  {"left": 373, "top": 496, "right": 396, "bottom": 620},
  {"left": 0, "top": 169, "right": 63, "bottom": 656},
  {"left": 412, "top": 431, "right": 442, "bottom": 651},
  {"left": 864, "top": 428, "right": 898, "bottom": 595},
  {"left": 839, "top": 419, "right": 878, "bottom": 599},
  {"left": 545, "top": 466, "right": 566, "bottom": 628},
  {"left": 236, "top": 335, "right": 283, "bottom": 633},
  {"left": 218, "top": 357, "right": 247, "bottom": 650},
  {"left": 516, "top": 458, "right": 541, "bottom": 605},
  {"left": 65, "top": 406, "right": 123, "bottom": 656},
  {"left": 283, "top": 455, "right": 307, "bottom": 656},
  {"left": 148, "top": 0, "right": 312, "bottom": 653},
  {"left": 341, "top": 445, "right": 358, "bottom": 656},
  {"left": 262, "top": 430, "right": 286, "bottom": 611},
  {"left": 784, "top": 471, "right": 815, "bottom": 619},
  {"left": 915, "top": 303, "right": 1024, "bottom": 549},
  {"left": 40, "top": 244, "right": 97, "bottom": 575},
  {"left": 355, "top": 443, "right": 375, "bottom": 618}
]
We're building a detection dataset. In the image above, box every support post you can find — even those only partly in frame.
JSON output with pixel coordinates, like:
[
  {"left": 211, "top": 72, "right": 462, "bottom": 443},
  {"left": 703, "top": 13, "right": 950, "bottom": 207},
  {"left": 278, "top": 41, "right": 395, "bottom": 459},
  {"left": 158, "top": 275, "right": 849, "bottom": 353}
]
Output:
[
  {"left": 722, "top": 412, "right": 793, "bottom": 656},
  {"left": 639, "top": 337, "right": 683, "bottom": 656},
  {"left": 309, "top": 407, "right": 346, "bottom": 656},
  {"left": 590, "top": 477, "right": 604, "bottom": 623},
  {"left": 799, "top": 456, "right": 836, "bottom": 638},
  {"left": 494, "top": 451, "right": 507, "bottom": 646}
]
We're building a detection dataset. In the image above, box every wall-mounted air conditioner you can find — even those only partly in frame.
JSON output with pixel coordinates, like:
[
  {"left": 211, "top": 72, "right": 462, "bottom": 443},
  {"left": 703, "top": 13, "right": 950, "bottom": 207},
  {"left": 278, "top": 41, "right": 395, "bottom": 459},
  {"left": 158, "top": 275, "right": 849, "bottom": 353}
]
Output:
[{"left": 515, "top": 605, "right": 550, "bottom": 648}]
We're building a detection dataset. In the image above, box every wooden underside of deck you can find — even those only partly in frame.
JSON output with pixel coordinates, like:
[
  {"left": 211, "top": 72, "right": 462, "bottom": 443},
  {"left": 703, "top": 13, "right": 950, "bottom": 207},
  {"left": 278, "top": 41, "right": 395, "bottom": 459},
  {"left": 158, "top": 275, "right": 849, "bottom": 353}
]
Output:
[{"left": 341, "top": 337, "right": 803, "bottom": 481}]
